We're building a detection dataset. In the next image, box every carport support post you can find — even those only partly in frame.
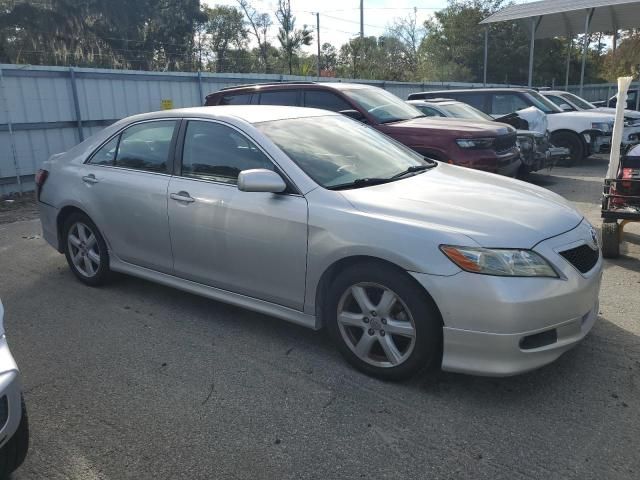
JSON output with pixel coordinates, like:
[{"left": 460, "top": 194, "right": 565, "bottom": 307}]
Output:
[
  {"left": 565, "top": 36, "right": 572, "bottom": 91},
  {"left": 527, "top": 17, "right": 540, "bottom": 88},
  {"left": 483, "top": 26, "right": 488, "bottom": 86},
  {"left": 579, "top": 8, "right": 596, "bottom": 97}
]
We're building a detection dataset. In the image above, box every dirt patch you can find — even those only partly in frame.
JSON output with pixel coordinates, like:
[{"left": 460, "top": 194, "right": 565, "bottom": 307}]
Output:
[{"left": 0, "top": 192, "right": 39, "bottom": 224}]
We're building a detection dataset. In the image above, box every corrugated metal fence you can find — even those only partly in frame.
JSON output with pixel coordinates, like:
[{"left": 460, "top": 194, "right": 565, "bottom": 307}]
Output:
[{"left": 0, "top": 63, "right": 624, "bottom": 195}]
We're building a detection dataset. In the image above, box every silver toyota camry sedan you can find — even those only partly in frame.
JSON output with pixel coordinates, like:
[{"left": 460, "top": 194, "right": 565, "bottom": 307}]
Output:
[{"left": 37, "top": 106, "right": 602, "bottom": 380}]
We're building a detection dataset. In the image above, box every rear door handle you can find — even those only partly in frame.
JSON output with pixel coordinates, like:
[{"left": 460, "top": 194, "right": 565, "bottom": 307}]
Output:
[
  {"left": 82, "top": 174, "right": 99, "bottom": 184},
  {"left": 170, "top": 191, "right": 195, "bottom": 203}
]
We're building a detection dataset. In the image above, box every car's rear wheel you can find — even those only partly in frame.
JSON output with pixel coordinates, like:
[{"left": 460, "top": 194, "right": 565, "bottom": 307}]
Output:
[
  {"left": 326, "top": 263, "right": 442, "bottom": 380},
  {"left": 63, "top": 212, "right": 110, "bottom": 286},
  {"left": 0, "top": 395, "right": 29, "bottom": 478},
  {"left": 551, "top": 132, "right": 585, "bottom": 167}
]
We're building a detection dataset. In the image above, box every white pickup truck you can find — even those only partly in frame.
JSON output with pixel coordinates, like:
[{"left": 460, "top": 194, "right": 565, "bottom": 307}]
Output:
[{"left": 407, "top": 88, "right": 625, "bottom": 165}]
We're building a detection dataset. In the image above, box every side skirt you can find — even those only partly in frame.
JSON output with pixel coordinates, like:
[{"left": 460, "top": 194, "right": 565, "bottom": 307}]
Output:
[{"left": 109, "top": 256, "right": 320, "bottom": 330}]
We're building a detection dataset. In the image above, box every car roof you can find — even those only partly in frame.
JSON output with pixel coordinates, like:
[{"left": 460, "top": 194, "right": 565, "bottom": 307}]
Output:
[
  {"left": 417, "top": 88, "right": 532, "bottom": 95},
  {"left": 118, "top": 106, "right": 339, "bottom": 125},
  {"left": 210, "top": 81, "right": 373, "bottom": 97},
  {"left": 408, "top": 98, "right": 456, "bottom": 104},
  {"left": 542, "top": 90, "right": 572, "bottom": 95}
]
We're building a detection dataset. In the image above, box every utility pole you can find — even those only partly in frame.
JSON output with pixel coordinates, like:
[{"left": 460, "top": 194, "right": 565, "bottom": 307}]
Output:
[
  {"left": 316, "top": 12, "right": 321, "bottom": 77},
  {"left": 360, "top": 0, "right": 364, "bottom": 38}
]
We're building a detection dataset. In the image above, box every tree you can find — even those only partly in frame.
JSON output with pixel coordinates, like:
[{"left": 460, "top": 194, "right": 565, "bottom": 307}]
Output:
[
  {"left": 386, "top": 8, "right": 425, "bottom": 73},
  {"left": 202, "top": 5, "right": 247, "bottom": 72},
  {"left": 275, "top": 0, "right": 312, "bottom": 75},
  {"left": 320, "top": 42, "right": 337, "bottom": 72},
  {"left": 237, "top": 0, "right": 272, "bottom": 72}
]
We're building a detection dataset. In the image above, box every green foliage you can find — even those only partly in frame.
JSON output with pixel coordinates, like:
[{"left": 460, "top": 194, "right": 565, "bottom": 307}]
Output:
[
  {"left": 0, "top": 0, "right": 613, "bottom": 84},
  {"left": 275, "top": 0, "right": 312, "bottom": 75}
]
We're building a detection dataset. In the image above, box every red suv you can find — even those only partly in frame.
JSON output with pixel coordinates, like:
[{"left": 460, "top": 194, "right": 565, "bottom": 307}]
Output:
[{"left": 205, "top": 82, "right": 521, "bottom": 176}]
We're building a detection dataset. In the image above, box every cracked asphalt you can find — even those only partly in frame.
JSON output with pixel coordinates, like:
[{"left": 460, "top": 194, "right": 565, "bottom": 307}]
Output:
[{"left": 0, "top": 155, "right": 639, "bottom": 479}]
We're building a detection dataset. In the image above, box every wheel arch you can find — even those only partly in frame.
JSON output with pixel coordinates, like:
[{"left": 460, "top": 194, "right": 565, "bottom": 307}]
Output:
[
  {"left": 56, "top": 205, "right": 102, "bottom": 253},
  {"left": 550, "top": 129, "right": 588, "bottom": 150},
  {"left": 313, "top": 255, "right": 444, "bottom": 329}
]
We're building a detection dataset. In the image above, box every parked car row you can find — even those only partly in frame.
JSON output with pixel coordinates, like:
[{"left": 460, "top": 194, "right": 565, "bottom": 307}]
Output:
[
  {"left": 407, "top": 87, "right": 638, "bottom": 165},
  {"left": 406, "top": 98, "right": 570, "bottom": 174},
  {"left": 205, "top": 82, "right": 522, "bottom": 177}
]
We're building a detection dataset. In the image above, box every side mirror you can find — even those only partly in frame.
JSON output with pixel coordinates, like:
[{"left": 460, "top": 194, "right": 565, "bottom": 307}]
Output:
[
  {"left": 237, "top": 169, "right": 287, "bottom": 193},
  {"left": 339, "top": 109, "right": 367, "bottom": 122}
]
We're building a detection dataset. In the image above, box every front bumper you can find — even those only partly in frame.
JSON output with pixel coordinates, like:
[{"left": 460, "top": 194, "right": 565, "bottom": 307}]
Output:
[
  {"left": 0, "top": 337, "right": 22, "bottom": 448},
  {"left": 412, "top": 219, "right": 603, "bottom": 376}
]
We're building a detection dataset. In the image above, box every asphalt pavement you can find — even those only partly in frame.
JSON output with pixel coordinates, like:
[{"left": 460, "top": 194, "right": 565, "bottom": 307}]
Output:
[{"left": 0, "top": 155, "right": 639, "bottom": 480}]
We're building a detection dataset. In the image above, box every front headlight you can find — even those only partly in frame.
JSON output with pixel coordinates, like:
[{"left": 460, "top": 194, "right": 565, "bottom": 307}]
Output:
[
  {"left": 591, "top": 122, "right": 613, "bottom": 133},
  {"left": 456, "top": 138, "right": 495, "bottom": 149},
  {"left": 440, "top": 245, "right": 558, "bottom": 277}
]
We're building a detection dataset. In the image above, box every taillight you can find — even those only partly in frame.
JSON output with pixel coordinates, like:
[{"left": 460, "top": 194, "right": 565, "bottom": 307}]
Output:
[
  {"left": 35, "top": 169, "right": 49, "bottom": 199},
  {"left": 621, "top": 167, "right": 633, "bottom": 189}
]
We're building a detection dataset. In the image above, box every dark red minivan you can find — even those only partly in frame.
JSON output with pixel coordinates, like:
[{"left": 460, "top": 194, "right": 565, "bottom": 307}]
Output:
[{"left": 205, "top": 82, "right": 521, "bottom": 177}]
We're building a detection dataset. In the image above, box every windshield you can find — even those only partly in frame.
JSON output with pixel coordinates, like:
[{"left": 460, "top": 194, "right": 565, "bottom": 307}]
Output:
[
  {"left": 439, "top": 102, "right": 493, "bottom": 121},
  {"left": 561, "top": 92, "right": 595, "bottom": 110},
  {"left": 256, "top": 115, "right": 432, "bottom": 189},
  {"left": 342, "top": 87, "right": 424, "bottom": 124},
  {"left": 525, "top": 91, "right": 563, "bottom": 114}
]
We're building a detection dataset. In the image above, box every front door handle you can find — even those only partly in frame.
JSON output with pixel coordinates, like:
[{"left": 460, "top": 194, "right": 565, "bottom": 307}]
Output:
[
  {"left": 170, "top": 191, "right": 195, "bottom": 203},
  {"left": 82, "top": 174, "right": 99, "bottom": 184}
]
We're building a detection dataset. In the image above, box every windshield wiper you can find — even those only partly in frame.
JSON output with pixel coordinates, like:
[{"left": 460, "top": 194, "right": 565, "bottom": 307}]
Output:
[
  {"left": 388, "top": 163, "right": 437, "bottom": 180},
  {"left": 327, "top": 177, "right": 392, "bottom": 191}
]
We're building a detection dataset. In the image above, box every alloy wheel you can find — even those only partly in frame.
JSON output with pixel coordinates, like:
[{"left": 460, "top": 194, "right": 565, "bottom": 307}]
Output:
[
  {"left": 336, "top": 282, "right": 417, "bottom": 368},
  {"left": 67, "top": 222, "right": 101, "bottom": 278}
]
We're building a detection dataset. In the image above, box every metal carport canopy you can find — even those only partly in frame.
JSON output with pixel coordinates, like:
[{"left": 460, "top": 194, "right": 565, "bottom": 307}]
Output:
[{"left": 479, "top": 0, "right": 640, "bottom": 93}]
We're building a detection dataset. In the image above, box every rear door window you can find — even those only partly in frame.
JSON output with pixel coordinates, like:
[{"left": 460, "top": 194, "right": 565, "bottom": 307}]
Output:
[
  {"left": 220, "top": 93, "right": 252, "bottom": 105},
  {"left": 303, "top": 90, "right": 352, "bottom": 112},
  {"left": 87, "top": 121, "right": 176, "bottom": 172},
  {"left": 115, "top": 121, "right": 176, "bottom": 173},
  {"left": 451, "top": 93, "right": 487, "bottom": 112},
  {"left": 490, "top": 93, "right": 530, "bottom": 115},
  {"left": 259, "top": 90, "right": 300, "bottom": 106}
]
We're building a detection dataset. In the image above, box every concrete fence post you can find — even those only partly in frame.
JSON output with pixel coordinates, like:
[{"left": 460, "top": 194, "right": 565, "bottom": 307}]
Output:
[{"left": 197, "top": 71, "right": 204, "bottom": 104}]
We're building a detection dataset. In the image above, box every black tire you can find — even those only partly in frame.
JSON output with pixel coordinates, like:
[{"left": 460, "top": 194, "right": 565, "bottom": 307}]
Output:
[
  {"left": 551, "top": 132, "right": 585, "bottom": 167},
  {"left": 63, "top": 212, "right": 111, "bottom": 286},
  {"left": 0, "top": 395, "right": 29, "bottom": 479},
  {"left": 601, "top": 221, "right": 620, "bottom": 259},
  {"left": 325, "top": 262, "right": 442, "bottom": 381}
]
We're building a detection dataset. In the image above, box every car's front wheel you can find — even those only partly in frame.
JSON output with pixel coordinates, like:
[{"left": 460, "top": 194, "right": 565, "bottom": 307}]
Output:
[
  {"left": 326, "top": 262, "right": 442, "bottom": 380},
  {"left": 551, "top": 131, "right": 585, "bottom": 166}
]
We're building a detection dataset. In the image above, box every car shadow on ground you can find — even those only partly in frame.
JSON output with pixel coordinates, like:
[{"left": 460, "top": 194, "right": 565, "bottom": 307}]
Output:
[{"left": 34, "top": 266, "right": 639, "bottom": 405}]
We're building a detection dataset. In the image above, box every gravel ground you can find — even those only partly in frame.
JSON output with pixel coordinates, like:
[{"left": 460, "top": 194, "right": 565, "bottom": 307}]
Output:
[{"left": 0, "top": 156, "right": 638, "bottom": 480}]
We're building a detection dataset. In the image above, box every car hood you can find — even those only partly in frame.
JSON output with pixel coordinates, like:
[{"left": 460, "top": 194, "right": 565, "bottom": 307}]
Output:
[
  {"left": 592, "top": 107, "right": 640, "bottom": 120},
  {"left": 339, "top": 163, "right": 582, "bottom": 248},
  {"left": 383, "top": 117, "right": 514, "bottom": 136},
  {"left": 553, "top": 111, "right": 614, "bottom": 122}
]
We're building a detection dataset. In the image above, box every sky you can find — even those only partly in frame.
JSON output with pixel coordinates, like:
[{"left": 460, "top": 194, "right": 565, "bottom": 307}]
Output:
[{"left": 202, "top": 0, "right": 452, "bottom": 52}]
